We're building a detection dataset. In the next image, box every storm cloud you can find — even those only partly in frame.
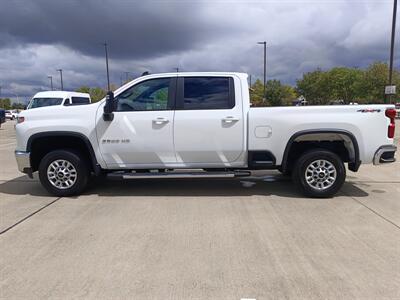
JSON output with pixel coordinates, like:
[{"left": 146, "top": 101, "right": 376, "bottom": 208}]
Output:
[{"left": 0, "top": 0, "right": 398, "bottom": 101}]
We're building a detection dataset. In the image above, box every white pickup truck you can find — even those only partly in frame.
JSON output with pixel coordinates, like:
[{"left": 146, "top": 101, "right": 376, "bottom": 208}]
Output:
[
  {"left": 15, "top": 72, "right": 397, "bottom": 198},
  {"left": 27, "top": 91, "right": 91, "bottom": 109}
]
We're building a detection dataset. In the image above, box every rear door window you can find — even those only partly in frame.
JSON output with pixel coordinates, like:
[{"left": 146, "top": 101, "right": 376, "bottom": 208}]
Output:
[{"left": 179, "top": 77, "right": 234, "bottom": 110}]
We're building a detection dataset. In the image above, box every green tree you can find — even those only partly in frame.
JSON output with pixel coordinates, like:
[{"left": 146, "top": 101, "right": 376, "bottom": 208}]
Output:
[
  {"left": 11, "top": 102, "right": 25, "bottom": 110},
  {"left": 0, "top": 98, "right": 11, "bottom": 109},
  {"left": 281, "top": 85, "right": 298, "bottom": 105},
  {"left": 250, "top": 78, "right": 297, "bottom": 107},
  {"left": 296, "top": 69, "right": 331, "bottom": 105},
  {"left": 296, "top": 62, "right": 400, "bottom": 105},
  {"left": 90, "top": 87, "right": 107, "bottom": 102},
  {"left": 75, "top": 86, "right": 91, "bottom": 94},
  {"left": 75, "top": 86, "right": 107, "bottom": 102},
  {"left": 265, "top": 80, "right": 297, "bottom": 106},
  {"left": 249, "top": 79, "right": 265, "bottom": 106},
  {"left": 360, "top": 62, "right": 400, "bottom": 103},
  {"left": 327, "top": 67, "right": 363, "bottom": 103}
]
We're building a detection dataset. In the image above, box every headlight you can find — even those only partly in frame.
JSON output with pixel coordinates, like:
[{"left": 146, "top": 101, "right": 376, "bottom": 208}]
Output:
[{"left": 17, "top": 116, "right": 25, "bottom": 124}]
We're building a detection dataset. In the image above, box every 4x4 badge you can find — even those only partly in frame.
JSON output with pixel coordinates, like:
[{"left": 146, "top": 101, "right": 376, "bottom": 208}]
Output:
[{"left": 357, "top": 109, "right": 381, "bottom": 113}]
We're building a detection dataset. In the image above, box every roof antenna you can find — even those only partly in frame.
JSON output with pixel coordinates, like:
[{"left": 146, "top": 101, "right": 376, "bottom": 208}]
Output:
[{"left": 103, "top": 42, "right": 115, "bottom": 121}]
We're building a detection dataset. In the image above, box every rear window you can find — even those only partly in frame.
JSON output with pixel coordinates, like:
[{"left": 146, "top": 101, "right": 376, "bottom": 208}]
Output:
[
  {"left": 71, "top": 97, "right": 90, "bottom": 105},
  {"left": 29, "top": 98, "right": 63, "bottom": 109},
  {"left": 182, "top": 77, "right": 234, "bottom": 110}
]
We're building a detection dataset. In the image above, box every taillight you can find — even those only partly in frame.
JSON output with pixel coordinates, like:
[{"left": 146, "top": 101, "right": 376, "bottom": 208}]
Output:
[
  {"left": 385, "top": 108, "right": 396, "bottom": 138},
  {"left": 17, "top": 116, "right": 25, "bottom": 124}
]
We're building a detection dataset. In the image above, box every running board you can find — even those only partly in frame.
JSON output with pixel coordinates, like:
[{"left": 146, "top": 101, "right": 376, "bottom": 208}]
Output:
[{"left": 107, "top": 170, "right": 251, "bottom": 180}]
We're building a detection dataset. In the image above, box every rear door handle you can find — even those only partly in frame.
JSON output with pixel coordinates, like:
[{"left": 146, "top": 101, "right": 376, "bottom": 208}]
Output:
[
  {"left": 222, "top": 116, "right": 239, "bottom": 123},
  {"left": 153, "top": 117, "right": 169, "bottom": 125}
]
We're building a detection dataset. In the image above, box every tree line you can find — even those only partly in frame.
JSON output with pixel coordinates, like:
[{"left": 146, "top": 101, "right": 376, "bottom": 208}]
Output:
[
  {"left": 0, "top": 98, "right": 25, "bottom": 110},
  {"left": 250, "top": 62, "right": 399, "bottom": 106}
]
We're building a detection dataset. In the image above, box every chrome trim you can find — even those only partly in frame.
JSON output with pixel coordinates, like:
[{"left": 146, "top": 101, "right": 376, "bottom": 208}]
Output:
[
  {"left": 15, "top": 150, "right": 31, "bottom": 173},
  {"left": 122, "top": 173, "right": 236, "bottom": 179},
  {"left": 108, "top": 170, "right": 251, "bottom": 180},
  {"left": 373, "top": 145, "right": 397, "bottom": 165}
]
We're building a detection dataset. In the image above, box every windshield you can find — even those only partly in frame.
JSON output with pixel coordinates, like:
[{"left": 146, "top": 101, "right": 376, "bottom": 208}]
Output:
[{"left": 28, "top": 97, "right": 63, "bottom": 109}]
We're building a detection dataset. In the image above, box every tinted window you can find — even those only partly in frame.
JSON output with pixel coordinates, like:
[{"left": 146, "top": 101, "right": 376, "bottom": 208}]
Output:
[
  {"left": 183, "top": 77, "right": 233, "bottom": 110},
  {"left": 29, "top": 98, "right": 63, "bottom": 109},
  {"left": 116, "top": 78, "right": 171, "bottom": 111},
  {"left": 71, "top": 97, "right": 90, "bottom": 105}
]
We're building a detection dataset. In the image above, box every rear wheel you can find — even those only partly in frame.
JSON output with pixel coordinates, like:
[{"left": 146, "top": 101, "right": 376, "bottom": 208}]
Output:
[
  {"left": 39, "top": 150, "right": 89, "bottom": 197},
  {"left": 292, "top": 149, "right": 345, "bottom": 198}
]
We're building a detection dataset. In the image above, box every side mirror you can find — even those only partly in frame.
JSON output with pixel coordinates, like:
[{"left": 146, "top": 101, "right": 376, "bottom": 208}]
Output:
[{"left": 103, "top": 91, "right": 115, "bottom": 121}]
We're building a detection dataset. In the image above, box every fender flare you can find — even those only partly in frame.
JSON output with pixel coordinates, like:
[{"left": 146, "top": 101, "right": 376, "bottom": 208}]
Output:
[
  {"left": 27, "top": 131, "right": 101, "bottom": 174},
  {"left": 281, "top": 129, "right": 361, "bottom": 172}
]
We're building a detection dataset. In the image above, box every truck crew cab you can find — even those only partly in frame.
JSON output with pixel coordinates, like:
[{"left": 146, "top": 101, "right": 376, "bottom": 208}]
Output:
[{"left": 15, "top": 72, "right": 397, "bottom": 197}]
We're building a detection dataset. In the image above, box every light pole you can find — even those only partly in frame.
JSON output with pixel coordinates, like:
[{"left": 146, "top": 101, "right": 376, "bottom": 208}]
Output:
[
  {"left": 48, "top": 75, "right": 53, "bottom": 90},
  {"left": 257, "top": 41, "right": 267, "bottom": 101},
  {"left": 56, "top": 69, "right": 63, "bottom": 91},
  {"left": 174, "top": 67, "right": 179, "bottom": 72},
  {"left": 124, "top": 71, "right": 131, "bottom": 82},
  {"left": 387, "top": 0, "right": 397, "bottom": 103},
  {"left": 11, "top": 92, "right": 20, "bottom": 106}
]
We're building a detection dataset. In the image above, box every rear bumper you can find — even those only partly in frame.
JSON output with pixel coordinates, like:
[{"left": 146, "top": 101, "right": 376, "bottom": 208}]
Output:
[
  {"left": 15, "top": 150, "right": 33, "bottom": 178},
  {"left": 373, "top": 145, "right": 397, "bottom": 165}
]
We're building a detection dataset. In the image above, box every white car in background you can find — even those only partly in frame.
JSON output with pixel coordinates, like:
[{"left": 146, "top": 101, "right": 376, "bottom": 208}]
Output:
[
  {"left": 27, "top": 91, "right": 91, "bottom": 109},
  {"left": 5, "top": 110, "right": 18, "bottom": 120}
]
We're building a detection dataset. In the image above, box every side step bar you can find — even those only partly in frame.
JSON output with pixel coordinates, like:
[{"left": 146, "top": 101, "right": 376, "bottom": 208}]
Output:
[{"left": 107, "top": 170, "right": 251, "bottom": 180}]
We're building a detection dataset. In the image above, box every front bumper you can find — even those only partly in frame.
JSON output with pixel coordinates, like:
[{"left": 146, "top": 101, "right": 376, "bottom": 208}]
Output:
[
  {"left": 15, "top": 150, "right": 33, "bottom": 178},
  {"left": 373, "top": 145, "right": 397, "bottom": 165}
]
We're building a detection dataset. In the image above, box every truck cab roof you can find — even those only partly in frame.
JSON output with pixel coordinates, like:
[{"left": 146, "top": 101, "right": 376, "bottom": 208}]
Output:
[{"left": 32, "top": 91, "right": 90, "bottom": 98}]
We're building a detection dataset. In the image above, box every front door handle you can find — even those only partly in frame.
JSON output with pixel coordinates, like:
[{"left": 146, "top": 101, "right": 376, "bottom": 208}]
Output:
[
  {"left": 222, "top": 116, "right": 239, "bottom": 123},
  {"left": 153, "top": 117, "right": 169, "bottom": 125}
]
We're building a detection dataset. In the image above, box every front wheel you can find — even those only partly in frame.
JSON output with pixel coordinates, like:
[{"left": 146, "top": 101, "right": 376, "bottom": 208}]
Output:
[
  {"left": 39, "top": 150, "right": 89, "bottom": 197},
  {"left": 292, "top": 149, "right": 346, "bottom": 198}
]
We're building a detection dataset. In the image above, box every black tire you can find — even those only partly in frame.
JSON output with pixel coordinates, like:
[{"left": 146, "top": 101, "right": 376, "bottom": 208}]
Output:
[
  {"left": 292, "top": 149, "right": 346, "bottom": 198},
  {"left": 39, "top": 149, "right": 89, "bottom": 197}
]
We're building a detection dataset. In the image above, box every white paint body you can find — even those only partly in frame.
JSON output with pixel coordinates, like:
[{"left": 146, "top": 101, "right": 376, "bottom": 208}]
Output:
[{"left": 16, "top": 72, "right": 395, "bottom": 170}]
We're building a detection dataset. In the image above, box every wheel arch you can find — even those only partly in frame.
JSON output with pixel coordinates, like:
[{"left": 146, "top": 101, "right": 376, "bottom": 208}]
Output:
[
  {"left": 281, "top": 129, "right": 361, "bottom": 173},
  {"left": 27, "top": 131, "right": 100, "bottom": 174}
]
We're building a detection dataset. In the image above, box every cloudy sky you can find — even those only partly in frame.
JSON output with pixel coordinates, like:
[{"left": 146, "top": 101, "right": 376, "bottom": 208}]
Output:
[{"left": 0, "top": 0, "right": 398, "bottom": 102}]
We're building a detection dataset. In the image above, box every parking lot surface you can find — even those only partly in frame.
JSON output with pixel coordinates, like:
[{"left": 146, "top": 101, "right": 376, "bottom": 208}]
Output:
[{"left": 1, "top": 120, "right": 399, "bottom": 299}]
